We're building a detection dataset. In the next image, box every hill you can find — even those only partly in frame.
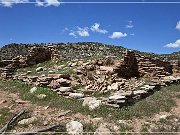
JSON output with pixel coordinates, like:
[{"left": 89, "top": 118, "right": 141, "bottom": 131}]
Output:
[
  {"left": 160, "top": 51, "right": 180, "bottom": 61},
  {"left": 0, "top": 42, "right": 179, "bottom": 61}
]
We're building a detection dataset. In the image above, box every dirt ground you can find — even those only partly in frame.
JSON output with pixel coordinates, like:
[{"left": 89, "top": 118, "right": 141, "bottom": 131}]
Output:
[
  {"left": 0, "top": 89, "right": 180, "bottom": 133},
  {"left": 0, "top": 90, "right": 96, "bottom": 132}
]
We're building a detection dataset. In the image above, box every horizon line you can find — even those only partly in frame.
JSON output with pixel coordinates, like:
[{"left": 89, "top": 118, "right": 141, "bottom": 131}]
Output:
[{"left": 1, "top": 2, "right": 180, "bottom": 4}]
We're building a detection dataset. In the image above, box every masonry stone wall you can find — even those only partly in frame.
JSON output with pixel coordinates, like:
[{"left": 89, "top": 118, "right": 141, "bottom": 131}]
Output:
[
  {"left": 171, "top": 61, "right": 180, "bottom": 75},
  {"left": 115, "top": 50, "right": 175, "bottom": 78},
  {"left": 114, "top": 51, "right": 139, "bottom": 78},
  {"left": 0, "top": 46, "right": 59, "bottom": 79}
]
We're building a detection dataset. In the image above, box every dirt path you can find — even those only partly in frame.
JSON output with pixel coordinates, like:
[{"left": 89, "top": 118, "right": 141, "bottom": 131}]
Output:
[{"left": 0, "top": 90, "right": 98, "bottom": 132}]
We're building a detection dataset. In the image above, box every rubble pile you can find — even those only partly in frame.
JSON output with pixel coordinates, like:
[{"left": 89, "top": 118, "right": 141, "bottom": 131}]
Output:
[
  {"left": 13, "top": 73, "right": 73, "bottom": 96},
  {"left": 55, "top": 42, "right": 125, "bottom": 60},
  {"left": 75, "top": 57, "right": 145, "bottom": 94},
  {"left": 12, "top": 71, "right": 180, "bottom": 108},
  {"left": 105, "top": 76, "right": 180, "bottom": 107}
]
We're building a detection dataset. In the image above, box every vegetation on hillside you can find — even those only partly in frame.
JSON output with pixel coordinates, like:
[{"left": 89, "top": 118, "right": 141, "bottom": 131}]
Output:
[{"left": 0, "top": 42, "right": 179, "bottom": 61}]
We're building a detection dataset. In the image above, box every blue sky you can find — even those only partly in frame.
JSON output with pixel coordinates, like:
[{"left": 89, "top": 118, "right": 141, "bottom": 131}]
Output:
[{"left": 0, "top": 0, "right": 180, "bottom": 54}]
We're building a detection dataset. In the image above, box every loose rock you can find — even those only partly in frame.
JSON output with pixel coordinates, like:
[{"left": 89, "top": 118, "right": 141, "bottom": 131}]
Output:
[
  {"left": 94, "top": 124, "right": 112, "bottom": 135},
  {"left": 66, "top": 121, "right": 83, "bottom": 135},
  {"left": 83, "top": 97, "right": 102, "bottom": 110},
  {"left": 69, "top": 93, "right": 84, "bottom": 99},
  {"left": 18, "top": 117, "right": 37, "bottom": 125},
  {"left": 36, "top": 67, "right": 44, "bottom": 72},
  {"left": 30, "top": 87, "right": 37, "bottom": 93}
]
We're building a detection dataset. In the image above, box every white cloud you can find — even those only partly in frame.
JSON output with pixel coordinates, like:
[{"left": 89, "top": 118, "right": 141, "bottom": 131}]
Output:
[
  {"left": 126, "top": 20, "right": 134, "bottom": 28},
  {"left": 0, "top": 0, "right": 60, "bottom": 7},
  {"left": 35, "top": 0, "right": 60, "bottom": 7},
  {"left": 91, "top": 23, "right": 108, "bottom": 34},
  {"left": 164, "top": 39, "right": 180, "bottom": 48},
  {"left": 77, "top": 27, "right": 89, "bottom": 37},
  {"left": 130, "top": 33, "right": 135, "bottom": 36},
  {"left": 0, "top": 0, "right": 29, "bottom": 7},
  {"left": 69, "top": 32, "right": 77, "bottom": 38},
  {"left": 35, "top": 0, "right": 44, "bottom": 6},
  {"left": 176, "top": 21, "right": 180, "bottom": 31},
  {"left": 68, "top": 27, "right": 90, "bottom": 38},
  {"left": 109, "top": 32, "right": 127, "bottom": 39}
]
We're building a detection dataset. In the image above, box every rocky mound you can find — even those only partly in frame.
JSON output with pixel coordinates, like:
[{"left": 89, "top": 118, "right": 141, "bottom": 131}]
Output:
[
  {"left": 1, "top": 42, "right": 179, "bottom": 61},
  {"left": 0, "top": 42, "right": 127, "bottom": 61}
]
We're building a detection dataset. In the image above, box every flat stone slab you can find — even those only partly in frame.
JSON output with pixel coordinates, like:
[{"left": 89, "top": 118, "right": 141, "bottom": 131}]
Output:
[
  {"left": 133, "top": 90, "right": 148, "bottom": 95},
  {"left": 69, "top": 93, "right": 84, "bottom": 98},
  {"left": 56, "top": 87, "right": 72, "bottom": 92},
  {"left": 109, "top": 95, "right": 126, "bottom": 100},
  {"left": 83, "top": 97, "right": 102, "bottom": 110},
  {"left": 117, "top": 91, "right": 133, "bottom": 96},
  {"left": 140, "top": 85, "right": 155, "bottom": 90}
]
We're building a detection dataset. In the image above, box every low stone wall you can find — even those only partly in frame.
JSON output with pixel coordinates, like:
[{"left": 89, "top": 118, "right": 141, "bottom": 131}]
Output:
[
  {"left": 0, "top": 60, "right": 14, "bottom": 68},
  {"left": 11, "top": 72, "right": 180, "bottom": 108},
  {"left": 0, "top": 66, "right": 15, "bottom": 79},
  {"left": 105, "top": 76, "right": 180, "bottom": 107},
  {"left": 13, "top": 73, "right": 73, "bottom": 96}
]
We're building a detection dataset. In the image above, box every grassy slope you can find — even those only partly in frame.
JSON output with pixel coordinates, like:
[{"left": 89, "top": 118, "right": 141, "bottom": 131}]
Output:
[{"left": 0, "top": 79, "right": 179, "bottom": 122}]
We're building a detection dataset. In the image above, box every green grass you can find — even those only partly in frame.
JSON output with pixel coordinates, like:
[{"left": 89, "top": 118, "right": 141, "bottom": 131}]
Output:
[
  {"left": 16, "top": 59, "right": 79, "bottom": 77},
  {"left": 93, "top": 91, "right": 112, "bottom": 98},
  {"left": 83, "top": 123, "right": 97, "bottom": 132},
  {"left": 0, "top": 108, "right": 11, "bottom": 127},
  {"left": 71, "top": 84, "right": 84, "bottom": 90},
  {"left": 16, "top": 60, "right": 69, "bottom": 74},
  {"left": 141, "top": 123, "right": 150, "bottom": 132},
  {"left": 0, "top": 79, "right": 179, "bottom": 121},
  {"left": 176, "top": 94, "right": 180, "bottom": 99},
  {"left": 119, "top": 123, "right": 133, "bottom": 133},
  {"left": 17, "top": 60, "right": 54, "bottom": 72},
  {"left": 0, "top": 79, "right": 90, "bottom": 114}
]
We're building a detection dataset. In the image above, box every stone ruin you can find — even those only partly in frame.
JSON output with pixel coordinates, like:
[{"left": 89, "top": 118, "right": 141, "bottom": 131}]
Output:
[
  {"left": 0, "top": 46, "right": 179, "bottom": 80},
  {"left": 0, "top": 46, "right": 59, "bottom": 79},
  {"left": 114, "top": 50, "right": 139, "bottom": 78},
  {"left": 0, "top": 46, "right": 180, "bottom": 108},
  {"left": 114, "top": 50, "right": 180, "bottom": 78},
  {"left": 171, "top": 60, "right": 180, "bottom": 75}
]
